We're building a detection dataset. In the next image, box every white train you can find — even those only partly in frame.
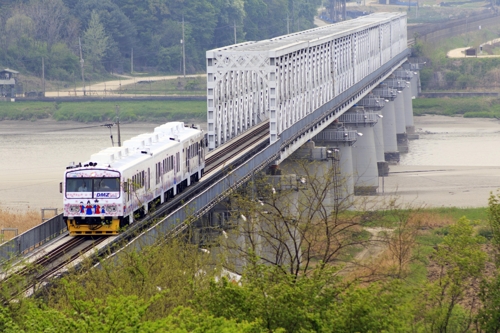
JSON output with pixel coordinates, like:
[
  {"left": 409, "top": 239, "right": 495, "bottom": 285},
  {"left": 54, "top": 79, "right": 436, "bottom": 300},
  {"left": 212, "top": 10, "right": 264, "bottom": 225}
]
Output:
[{"left": 61, "top": 122, "right": 205, "bottom": 236}]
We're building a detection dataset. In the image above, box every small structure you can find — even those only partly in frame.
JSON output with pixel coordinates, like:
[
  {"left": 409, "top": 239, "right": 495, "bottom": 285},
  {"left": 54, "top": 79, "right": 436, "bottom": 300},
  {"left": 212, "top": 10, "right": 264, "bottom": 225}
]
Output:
[
  {"left": 0, "top": 68, "right": 18, "bottom": 100},
  {"left": 465, "top": 48, "right": 476, "bottom": 57}
]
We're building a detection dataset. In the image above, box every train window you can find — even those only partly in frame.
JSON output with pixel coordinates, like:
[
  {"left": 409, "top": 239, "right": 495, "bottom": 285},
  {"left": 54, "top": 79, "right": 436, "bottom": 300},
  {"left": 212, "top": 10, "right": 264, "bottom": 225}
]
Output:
[
  {"left": 66, "top": 177, "right": 119, "bottom": 198},
  {"left": 66, "top": 178, "right": 92, "bottom": 193},
  {"left": 93, "top": 178, "right": 120, "bottom": 192}
]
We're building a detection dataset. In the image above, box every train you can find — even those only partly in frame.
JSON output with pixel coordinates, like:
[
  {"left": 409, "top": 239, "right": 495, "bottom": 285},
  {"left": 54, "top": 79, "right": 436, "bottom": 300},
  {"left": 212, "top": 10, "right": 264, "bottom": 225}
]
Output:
[{"left": 61, "top": 122, "right": 205, "bottom": 236}]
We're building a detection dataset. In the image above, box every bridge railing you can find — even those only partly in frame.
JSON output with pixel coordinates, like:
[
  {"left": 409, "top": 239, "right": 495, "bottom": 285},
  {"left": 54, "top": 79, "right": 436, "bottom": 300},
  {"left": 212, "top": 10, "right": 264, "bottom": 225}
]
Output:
[
  {"left": 0, "top": 214, "right": 66, "bottom": 262},
  {"left": 339, "top": 112, "right": 378, "bottom": 124},
  {"left": 315, "top": 129, "right": 357, "bottom": 142}
]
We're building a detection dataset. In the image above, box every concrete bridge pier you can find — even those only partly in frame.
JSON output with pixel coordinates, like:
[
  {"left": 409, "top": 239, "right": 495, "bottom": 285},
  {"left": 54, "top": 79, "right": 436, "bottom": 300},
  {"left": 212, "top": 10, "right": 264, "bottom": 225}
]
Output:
[
  {"left": 381, "top": 101, "right": 399, "bottom": 163},
  {"left": 403, "top": 62, "right": 422, "bottom": 98},
  {"left": 339, "top": 107, "right": 379, "bottom": 195},
  {"left": 287, "top": 135, "right": 356, "bottom": 208},
  {"left": 372, "top": 84, "right": 399, "bottom": 164},
  {"left": 403, "top": 85, "right": 419, "bottom": 139},
  {"left": 205, "top": 173, "right": 301, "bottom": 273},
  {"left": 409, "top": 70, "right": 419, "bottom": 98},
  {"left": 395, "top": 68, "right": 417, "bottom": 136},
  {"left": 251, "top": 173, "right": 301, "bottom": 268},
  {"left": 383, "top": 77, "right": 408, "bottom": 154},
  {"left": 394, "top": 92, "right": 408, "bottom": 153},
  {"left": 312, "top": 124, "right": 357, "bottom": 203},
  {"left": 356, "top": 94, "right": 388, "bottom": 176}
]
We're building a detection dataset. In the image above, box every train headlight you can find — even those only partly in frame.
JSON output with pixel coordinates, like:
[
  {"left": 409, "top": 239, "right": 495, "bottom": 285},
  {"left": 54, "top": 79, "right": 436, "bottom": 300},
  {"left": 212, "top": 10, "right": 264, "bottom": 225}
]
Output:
[
  {"left": 105, "top": 205, "right": 117, "bottom": 213},
  {"left": 69, "top": 205, "right": 80, "bottom": 214}
]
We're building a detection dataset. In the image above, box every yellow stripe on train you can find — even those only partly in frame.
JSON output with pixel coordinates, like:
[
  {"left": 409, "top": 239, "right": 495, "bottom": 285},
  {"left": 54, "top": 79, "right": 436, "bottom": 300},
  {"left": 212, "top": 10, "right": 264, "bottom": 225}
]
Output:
[{"left": 67, "top": 219, "right": 120, "bottom": 236}]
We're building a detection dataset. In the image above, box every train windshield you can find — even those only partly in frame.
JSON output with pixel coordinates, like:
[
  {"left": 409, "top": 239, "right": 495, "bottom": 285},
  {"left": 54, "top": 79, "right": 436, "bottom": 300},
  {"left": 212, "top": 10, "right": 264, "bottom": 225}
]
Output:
[{"left": 66, "top": 177, "right": 120, "bottom": 196}]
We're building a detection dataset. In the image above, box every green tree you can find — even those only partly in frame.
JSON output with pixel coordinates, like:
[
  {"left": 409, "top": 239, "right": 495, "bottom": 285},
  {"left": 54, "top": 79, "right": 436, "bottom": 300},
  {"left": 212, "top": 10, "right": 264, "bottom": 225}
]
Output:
[
  {"left": 417, "top": 217, "right": 486, "bottom": 333},
  {"left": 82, "top": 10, "right": 109, "bottom": 71},
  {"left": 326, "top": 281, "right": 414, "bottom": 332},
  {"left": 476, "top": 191, "right": 500, "bottom": 332},
  {"left": 197, "top": 262, "right": 343, "bottom": 332},
  {"left": 4, "top": 12, "right": 35, "bottom": 48},
  {"left": 24, "top": 0, "right": 74, "bottom": 52},
  {"left": 243, "top": 0, "right": 267, "bottom": 40},
  {"left": 73, "top": 0, "right": 137, "bottom": 72},
  {"left": 488, "top": 190, "right": 500, "bottom": 259}
]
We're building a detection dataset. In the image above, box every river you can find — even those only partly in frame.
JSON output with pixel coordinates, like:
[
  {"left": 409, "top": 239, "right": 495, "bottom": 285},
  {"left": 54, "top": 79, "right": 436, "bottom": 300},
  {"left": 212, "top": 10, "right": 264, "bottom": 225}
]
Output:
[{"left": 1, "top": 115, "right": 500, "bottom": 211}]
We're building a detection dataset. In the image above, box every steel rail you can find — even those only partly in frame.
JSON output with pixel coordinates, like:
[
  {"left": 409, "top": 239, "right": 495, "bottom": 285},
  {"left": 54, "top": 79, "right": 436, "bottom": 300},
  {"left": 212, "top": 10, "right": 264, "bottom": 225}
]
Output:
[{"left": 205, "top": 120, "right": 270, "bottom": 173}]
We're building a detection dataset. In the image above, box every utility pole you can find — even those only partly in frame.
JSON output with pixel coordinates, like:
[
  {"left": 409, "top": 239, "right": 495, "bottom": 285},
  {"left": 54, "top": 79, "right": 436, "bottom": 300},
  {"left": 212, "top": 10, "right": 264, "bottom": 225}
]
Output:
[
  {"left": 103, "top": 123, "right": 115, "bottom": 146},
  {"left": 115, "top": 105, "right": 121, "bottom": 147},
  {"left": 41, "top": 57, "right": 45, "bottom": 97},
  {"left": 78, "top": 37, "right": 85, "bottom": 96},
  {"left": 234, "top": 20, "right": 237, "bottom": 44},
  {"left": 182, "top": 16, "right": 186, "bottom": 78},
  {"left": 131, "top": 48, "right": 133, "bottom": 74},
  {"left": 286, "top": 14, "right": 290, "bottom": 34}
]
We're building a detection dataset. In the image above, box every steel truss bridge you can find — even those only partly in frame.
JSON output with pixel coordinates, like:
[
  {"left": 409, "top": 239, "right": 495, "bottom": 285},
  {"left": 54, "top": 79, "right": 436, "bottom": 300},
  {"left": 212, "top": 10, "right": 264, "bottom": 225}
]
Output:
[{"left": 1, "top": 12, "right": 412, "bottom": 270}]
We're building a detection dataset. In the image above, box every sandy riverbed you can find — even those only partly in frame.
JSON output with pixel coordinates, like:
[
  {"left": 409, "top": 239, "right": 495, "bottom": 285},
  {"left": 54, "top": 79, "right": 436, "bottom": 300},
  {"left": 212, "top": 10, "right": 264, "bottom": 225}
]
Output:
[{"left": 384, "top": 115, "right": 500, "bottom": 208}]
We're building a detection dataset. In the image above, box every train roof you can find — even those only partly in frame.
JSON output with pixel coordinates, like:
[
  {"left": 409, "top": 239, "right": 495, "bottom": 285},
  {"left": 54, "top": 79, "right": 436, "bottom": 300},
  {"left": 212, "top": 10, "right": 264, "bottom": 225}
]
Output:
[{"left": 66, "top": 122, "right": 203, "bottom": 171}]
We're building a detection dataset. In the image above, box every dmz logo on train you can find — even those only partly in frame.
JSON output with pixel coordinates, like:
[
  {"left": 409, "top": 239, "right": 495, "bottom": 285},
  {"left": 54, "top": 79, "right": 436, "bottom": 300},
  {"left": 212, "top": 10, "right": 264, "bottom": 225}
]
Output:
[{"left": 96, "top": 192, "right": 111, "bottom": 198}]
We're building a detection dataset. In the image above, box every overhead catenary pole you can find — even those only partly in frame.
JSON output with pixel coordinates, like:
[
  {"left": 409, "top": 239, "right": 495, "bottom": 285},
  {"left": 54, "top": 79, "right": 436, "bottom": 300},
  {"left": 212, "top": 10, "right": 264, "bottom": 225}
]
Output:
[
  {"left": 182, "top": 16, "right": 186, "bottom": 78},
  {"left": 78, "top": 37, "right": 86, "bottom": 96},
  {"left": 234, "top": 20, "right": 237, "bottom": 44},
  {"left": 42, "top": 57, "right": 45, "bottom": 97},
  {"left": 115, "top": 105, "right": 121, "bottom": 147}
]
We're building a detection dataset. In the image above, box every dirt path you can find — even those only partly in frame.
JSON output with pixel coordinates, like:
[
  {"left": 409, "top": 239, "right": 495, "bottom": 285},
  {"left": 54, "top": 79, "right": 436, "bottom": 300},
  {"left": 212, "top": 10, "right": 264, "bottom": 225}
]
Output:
[
  {"left": 44, "top": 74, "right": 206, "bottom": 97},
  {"left": 339, "top": 227, "right": 392, "bottom": 276},
  {"left": 355, "top": 227, "right": 392, "bottom": 263},
  {"left": 447, "top": 37, "right": 500, "bottom": 58}
]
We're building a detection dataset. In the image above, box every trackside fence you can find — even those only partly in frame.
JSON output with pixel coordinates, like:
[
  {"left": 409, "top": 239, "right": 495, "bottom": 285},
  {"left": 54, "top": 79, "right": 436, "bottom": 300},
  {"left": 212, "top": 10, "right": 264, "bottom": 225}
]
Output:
[{"left": 0, "top": 214, "right": 67, "bottom": 262}]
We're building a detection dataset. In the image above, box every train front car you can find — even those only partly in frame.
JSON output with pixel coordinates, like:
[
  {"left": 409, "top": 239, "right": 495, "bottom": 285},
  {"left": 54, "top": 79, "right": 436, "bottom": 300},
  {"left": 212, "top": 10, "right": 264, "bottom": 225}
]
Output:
[
  {"left": 62, "top": 121, "right": 205, "bottom": 236},
  {"left": 63, "top": 167, "right": 125, "bottom": 235}
]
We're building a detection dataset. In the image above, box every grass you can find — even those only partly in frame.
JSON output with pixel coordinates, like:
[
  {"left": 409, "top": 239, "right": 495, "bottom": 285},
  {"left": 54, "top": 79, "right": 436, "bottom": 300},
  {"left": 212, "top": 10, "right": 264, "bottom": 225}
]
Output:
[
  {"left": 117, "top": 76, "right": 206, "bottom": 96},
  {"left": 413, "top": 97, "right": 500, "bottom": 118},
  {"left": 424, "top": 206, "right": 488, "bottom": 222},
  {"left": 0, "top": 100, "right": 207, "bottom": 123},
  {"left": 0, "top": 208, "right": 43, "bottom": 241}
]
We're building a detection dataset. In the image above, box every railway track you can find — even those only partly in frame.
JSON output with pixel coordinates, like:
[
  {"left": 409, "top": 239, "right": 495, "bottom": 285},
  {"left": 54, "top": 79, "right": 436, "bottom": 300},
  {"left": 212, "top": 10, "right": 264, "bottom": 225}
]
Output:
[
  {"left": 2, "top": 236, "right": 106, "bottom": 299},
  {"left": 205, "top": 120, "right": 269, "bottom": 174}
]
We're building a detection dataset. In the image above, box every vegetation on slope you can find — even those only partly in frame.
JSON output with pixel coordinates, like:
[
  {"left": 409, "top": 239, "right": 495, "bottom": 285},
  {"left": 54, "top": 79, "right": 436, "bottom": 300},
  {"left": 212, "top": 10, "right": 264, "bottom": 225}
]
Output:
[
  {"left": 413, "top": 96, "right": 500, "bottom": 118},
  {"left": 0, "top": 100, "right": 207, "bottom": 122},
  {"left": 2, "top": 165, "right": 500, "bottom": 332}
]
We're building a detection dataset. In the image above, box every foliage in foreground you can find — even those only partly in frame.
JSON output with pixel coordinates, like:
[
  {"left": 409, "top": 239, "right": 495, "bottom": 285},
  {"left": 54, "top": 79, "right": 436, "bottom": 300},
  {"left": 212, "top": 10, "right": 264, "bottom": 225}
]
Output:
[{"left": 2, "top": 191, "right": 500, "bottom": 332}]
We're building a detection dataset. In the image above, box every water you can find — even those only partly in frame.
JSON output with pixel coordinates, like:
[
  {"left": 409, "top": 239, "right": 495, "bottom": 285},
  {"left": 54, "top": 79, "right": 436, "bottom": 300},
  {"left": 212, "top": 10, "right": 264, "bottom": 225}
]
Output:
[
  {"left": 401, "top": 115, "right": 500, "bottom": 166},
  {"left": 0, "top": 120, "right": 165, "bottom": 211},
  {"left": 1, "top": 115, "right": 499, "bottom": 211}
]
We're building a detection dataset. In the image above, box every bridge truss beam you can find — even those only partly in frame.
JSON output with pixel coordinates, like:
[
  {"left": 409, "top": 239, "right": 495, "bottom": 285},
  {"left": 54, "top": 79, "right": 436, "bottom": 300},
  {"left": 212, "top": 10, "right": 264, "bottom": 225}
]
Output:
[{"left": 207, "top": 13, "right": 407, "bottom": 152}]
